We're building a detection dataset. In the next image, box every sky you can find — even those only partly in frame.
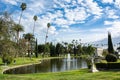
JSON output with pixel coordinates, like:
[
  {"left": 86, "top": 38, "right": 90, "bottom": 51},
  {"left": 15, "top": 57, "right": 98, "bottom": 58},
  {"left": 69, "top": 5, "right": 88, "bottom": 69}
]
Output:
[{"left": 0, "top": 0, "right": 120, "bottom": 44}]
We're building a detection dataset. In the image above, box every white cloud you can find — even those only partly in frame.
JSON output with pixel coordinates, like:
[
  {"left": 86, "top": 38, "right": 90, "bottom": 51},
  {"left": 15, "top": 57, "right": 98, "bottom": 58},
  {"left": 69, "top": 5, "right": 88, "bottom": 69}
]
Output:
[
  {"left": 115, "top": 0, "right": 120, "bottom": 8},
  {"left": 85, "top": 0, "right": 103, "bottom": 18},
  {"left": 105, "top": 7, "right": 119, "bottom": 19},
  {"left": 103, "top": 20, "right": 120, "bottom": 38},
  {"left": 2, "top": 0, "right": 17, "bottom": 5},
  {"left": 65, "top": 7, "right": 88, "bottom": 22},
  {"left": 102, "top": 0, "right": 114, "bottom": 3},
  {"left": 104, "top": 21, "right": 113, "bottom": 25}
]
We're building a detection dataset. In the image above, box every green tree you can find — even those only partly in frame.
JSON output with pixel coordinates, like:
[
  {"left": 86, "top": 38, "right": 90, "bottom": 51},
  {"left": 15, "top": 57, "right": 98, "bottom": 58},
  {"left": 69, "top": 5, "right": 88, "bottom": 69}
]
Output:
[
  {"left": 87, "top": 45, "right": 95, "bottom": 55},
  {"left": 56, "top": 43, "right": 61, "bottom": 56},
  {"left": 19, "top": 3, "right": 27, "bottom": 24},
  {"left": 23, "top": 33, "right": 34, "bottom": 58},
  {"left": 0, "top": 12, "right": 15, "bottom": 64},
  {"left": 35, "top": 38, "right": 38, "bottom": 58},
  {"left": 38, "top": 44, "right": 44, "bottom": 54},
  {"left": 49, "top": 43, "right": 56, "bottom": 57},
  {"left": 12, "top": 24, "right": 24, "bottom": 43},
  {"left": 108, "top": 31, "right": 114, "bottom": 53}
]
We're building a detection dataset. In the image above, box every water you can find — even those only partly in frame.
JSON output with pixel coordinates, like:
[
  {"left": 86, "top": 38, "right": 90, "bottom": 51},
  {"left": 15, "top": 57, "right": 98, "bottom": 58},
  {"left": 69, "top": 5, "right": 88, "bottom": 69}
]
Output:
[
  {"left": 67, "top": 54, "right": 71, "bottom": 61},
  {"left": 3, "top": 58, "right": 88, "bottom": 74}
]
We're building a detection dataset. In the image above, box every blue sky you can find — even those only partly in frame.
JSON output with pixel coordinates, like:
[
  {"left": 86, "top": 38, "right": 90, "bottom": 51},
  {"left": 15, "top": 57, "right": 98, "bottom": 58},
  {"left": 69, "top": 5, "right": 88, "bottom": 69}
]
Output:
[{"left": 1, "top": 0, "right": 120, "bottom": 44}]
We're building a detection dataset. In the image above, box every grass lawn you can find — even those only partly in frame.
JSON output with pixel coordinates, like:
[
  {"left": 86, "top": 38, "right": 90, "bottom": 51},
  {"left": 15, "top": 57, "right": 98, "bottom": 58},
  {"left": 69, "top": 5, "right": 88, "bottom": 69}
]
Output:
[
  {"left": 0, "top": 69, "right": 120, "bottom": 80},
  {"left": 0, "top": 57, "right": 120, "bottom": 80}
]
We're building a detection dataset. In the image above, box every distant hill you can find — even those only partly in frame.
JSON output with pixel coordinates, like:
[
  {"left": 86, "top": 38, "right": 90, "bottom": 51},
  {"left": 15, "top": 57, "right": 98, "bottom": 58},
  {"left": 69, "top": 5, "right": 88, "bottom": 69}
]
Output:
[
  {"left": 94, "top": 36, "right": 120, "bottom": 45},
  {"left": 90, "top": 36, "right": 120, "bottom": 49}
]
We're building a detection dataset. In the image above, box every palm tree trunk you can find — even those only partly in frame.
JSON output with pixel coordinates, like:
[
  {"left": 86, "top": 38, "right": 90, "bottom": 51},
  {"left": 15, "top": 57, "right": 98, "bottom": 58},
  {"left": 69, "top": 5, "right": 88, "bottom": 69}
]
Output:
[
  {"left": 17, "top": 31, "right": 19, "bottom": 44},
  {"left": 43, "top": 28, "right": 49, "bottom": 57},
  {"left": 33, "top": 21, "right": 35, "bottom": 36},
  {"left": 19, "top": 11, "right": 23, "bottom": 24},
  {"left": 45, "top": 28, "right": 49, "bottom": 44}
]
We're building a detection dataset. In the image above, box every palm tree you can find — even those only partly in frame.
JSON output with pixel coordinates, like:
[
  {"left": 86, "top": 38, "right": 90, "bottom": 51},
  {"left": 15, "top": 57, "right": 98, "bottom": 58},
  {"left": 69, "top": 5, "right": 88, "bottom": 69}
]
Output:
[
  {"left": 45, "top": 23, "right": 50, "bottom": 44},
  {"left": 19, "top": 3, "right": 27, "bottom": 24},
  {"left": 12, "top": 24, "right": 24, "bottom": 43},
  {"left": 23, "top": 33, "right": 34, "bottom": 58},
  {"left": 33, "top": 15, "right": 37, "bottom": 35},
  {"left": 43, "top": 23, "right": 50, "bottom": 57}
]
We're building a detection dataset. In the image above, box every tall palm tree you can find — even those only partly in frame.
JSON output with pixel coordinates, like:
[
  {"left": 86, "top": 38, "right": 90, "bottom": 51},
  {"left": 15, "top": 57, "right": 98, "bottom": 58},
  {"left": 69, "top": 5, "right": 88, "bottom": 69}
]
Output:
[
  {"left": 45, "top": 23, "right": 50, "bottom": 44},
  {"left": 23, "top": 33, "right": 34, "bottom": 58},
  {"left": 19, "top": 3, "right": 27, "bottom": 24},
  {"left": 12, "top": 24, "right": 24, "bottom": 43},
  {"left": 33, "top": 15, "right": 37, "bottom": 35},
  {"left": 43, "top": 23, "right": 50, "bottom": 57}
]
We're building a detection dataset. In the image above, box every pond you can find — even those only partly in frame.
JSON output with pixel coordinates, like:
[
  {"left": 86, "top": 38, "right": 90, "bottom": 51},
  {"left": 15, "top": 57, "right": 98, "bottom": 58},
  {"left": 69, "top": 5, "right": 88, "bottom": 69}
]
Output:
[{"left": 3, "top": 57, "right": 88, "bottom": 74}]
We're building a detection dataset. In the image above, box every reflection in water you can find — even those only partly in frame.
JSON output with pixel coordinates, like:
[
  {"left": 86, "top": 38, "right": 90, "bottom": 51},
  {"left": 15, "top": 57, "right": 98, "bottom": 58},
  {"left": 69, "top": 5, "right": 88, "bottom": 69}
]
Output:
[{"left": 4, "top": 58, "right": 88, "bottom": 74}]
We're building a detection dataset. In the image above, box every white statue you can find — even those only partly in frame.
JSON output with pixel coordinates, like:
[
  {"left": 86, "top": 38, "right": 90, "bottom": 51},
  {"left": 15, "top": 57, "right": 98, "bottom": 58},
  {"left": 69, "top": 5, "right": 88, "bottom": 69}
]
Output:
[{"left": 90, "top": 56, "right": 99, "bottom": 73}]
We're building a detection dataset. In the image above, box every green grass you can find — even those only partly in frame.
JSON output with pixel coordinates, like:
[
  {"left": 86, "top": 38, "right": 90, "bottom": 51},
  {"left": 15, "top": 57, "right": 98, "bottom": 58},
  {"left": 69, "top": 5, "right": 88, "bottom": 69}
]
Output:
[
  {"left": 0, "top": 69, "right": 120, "bottom": 80},
  {"left": 1, "top": 57, "right": 120, "bottom": 80}
]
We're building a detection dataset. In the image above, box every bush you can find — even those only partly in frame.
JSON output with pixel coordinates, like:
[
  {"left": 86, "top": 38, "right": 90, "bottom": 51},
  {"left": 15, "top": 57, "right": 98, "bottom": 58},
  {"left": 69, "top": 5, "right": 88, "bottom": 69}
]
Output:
[
  {"left": 96, "top": 63, "right": 107, "bottom": 70},
  {"left": 2, "top": 55, "right": 13, "bottom": 64},
  {"left": 105, "top": 54, "right": 117, "bottom": 62}
]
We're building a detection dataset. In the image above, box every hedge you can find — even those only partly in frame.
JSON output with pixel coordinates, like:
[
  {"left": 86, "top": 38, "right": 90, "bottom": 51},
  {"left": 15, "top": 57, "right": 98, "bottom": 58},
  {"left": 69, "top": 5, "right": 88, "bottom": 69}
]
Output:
[{"left": 96, "top": 63, "right": 120, "bottom": 70}]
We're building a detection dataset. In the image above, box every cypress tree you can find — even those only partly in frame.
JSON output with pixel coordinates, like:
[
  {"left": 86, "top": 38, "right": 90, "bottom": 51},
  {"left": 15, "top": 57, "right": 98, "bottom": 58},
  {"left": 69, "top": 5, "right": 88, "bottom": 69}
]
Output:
[{"left": 108, "top": 32, "right": 114, "bottom": 53}]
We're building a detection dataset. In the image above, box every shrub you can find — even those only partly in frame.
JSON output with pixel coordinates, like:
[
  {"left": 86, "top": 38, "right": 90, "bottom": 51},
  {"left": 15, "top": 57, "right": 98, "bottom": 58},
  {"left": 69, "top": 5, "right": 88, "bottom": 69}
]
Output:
[
  {"left": 2, "top": 55, "right": 13, "bottom": 64},
  {"left": 105, "top": 54, "right": 117, "bottom": 62},
  {"left": 96, "top": 63, "right": 107, "bottom": 70}
]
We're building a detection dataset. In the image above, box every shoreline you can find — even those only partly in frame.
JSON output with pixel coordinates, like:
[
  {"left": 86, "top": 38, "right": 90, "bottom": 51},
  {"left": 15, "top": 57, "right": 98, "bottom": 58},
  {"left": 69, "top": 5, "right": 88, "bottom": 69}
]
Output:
[{"left": 2, "top": 57, "right": 65, "bottom": 74}]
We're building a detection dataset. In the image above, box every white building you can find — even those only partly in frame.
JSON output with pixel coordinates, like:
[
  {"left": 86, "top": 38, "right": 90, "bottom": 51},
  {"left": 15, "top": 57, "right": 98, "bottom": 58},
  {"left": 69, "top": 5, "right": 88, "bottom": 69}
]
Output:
[{"left": 95, "top": 48, "right": 103, "bottom": 57}]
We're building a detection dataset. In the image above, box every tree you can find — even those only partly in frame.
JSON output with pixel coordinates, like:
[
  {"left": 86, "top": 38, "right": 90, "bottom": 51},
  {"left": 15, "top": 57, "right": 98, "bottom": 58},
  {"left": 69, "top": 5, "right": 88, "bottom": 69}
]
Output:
[
  {"left": 33, "top": 15, "right": 37, "bottom": 35},
  {"left": 108, "top": 32, "right": 114, "bottom": 53},
  {"left": 35, "top": 38, "right": 38, "bottom": 58},
  {"left": 87, "top": 45, "right": 95, "bottom": 55},
  {"left": 23, "top": 33, "right": 34, "bottom": 58},
  {"left": 45, "top": 23, "right": 51, "bottom": 44},
  {"left": 12, "top": 24, "right": 24, "bottom": 57},
  {"left": 38, "top": 44, "right": 44, "bottom": 54},
  {"left": 12, "top": 24, "right": 24, "bottom": 43},
  {"left": 19, "top": 3, "right": 27, "bottom": 24},
  {"left": 0, "top": 12, "right": 16, "bottom": 64},
  {"left": 43, "top": 23, "right": 51, "bottom": 57},
  {"left": 49, "top": 43, "right": 56, "bottom": 57},
  {"left": 56, "top": 43, "right": 62, "bottom": 56}
]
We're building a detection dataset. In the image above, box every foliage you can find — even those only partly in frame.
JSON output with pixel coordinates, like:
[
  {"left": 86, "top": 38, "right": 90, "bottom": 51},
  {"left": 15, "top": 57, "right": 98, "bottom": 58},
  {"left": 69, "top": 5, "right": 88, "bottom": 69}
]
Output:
[
  {"left": 105, "top": 54, "right": 117, "bottom": 62},
  {"left": 56, "top": 43, "right": 64, "bottom": 56},
  {"left": 49, "top": 43, "right": 56, "bottom": 57},
  {"left": 20, "top": 3, "right": 27, "bottom": 11},
  {"left": 2, "top": 54, "right": 13, "bottom": 64},
  {"left": 38, "top": 44, "right": 44, "bottom": 53},
  {"left": 87, "top": 45, "right": 95, "bottom": 55},
  {"left": 0, "top": 12, "right": 16, "bottom": 64}
]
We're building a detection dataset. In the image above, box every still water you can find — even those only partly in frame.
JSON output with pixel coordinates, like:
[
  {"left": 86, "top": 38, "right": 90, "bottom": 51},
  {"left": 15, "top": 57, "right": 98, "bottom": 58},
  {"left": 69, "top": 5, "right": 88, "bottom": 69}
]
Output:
[{"left": 3, "top": 58, "right": 87, "bottom": 74}]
